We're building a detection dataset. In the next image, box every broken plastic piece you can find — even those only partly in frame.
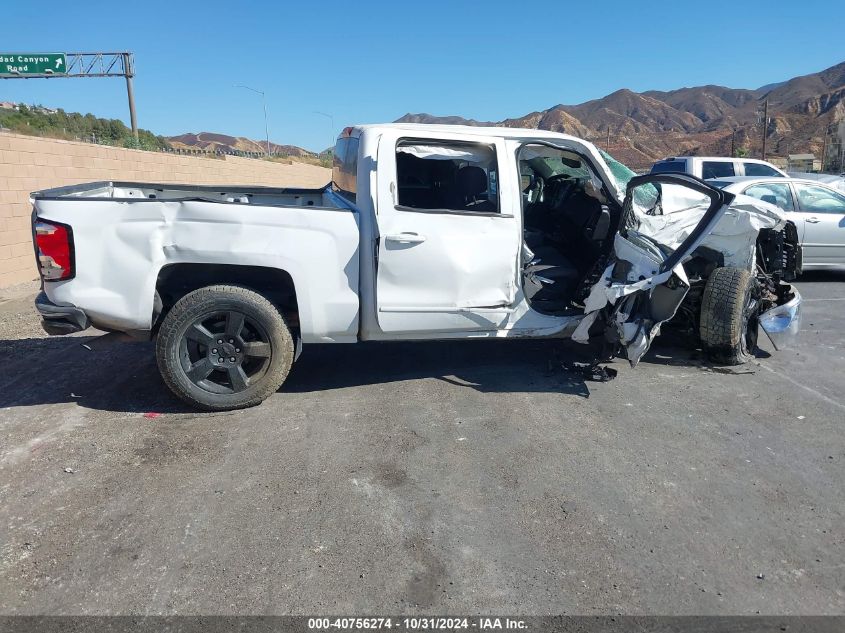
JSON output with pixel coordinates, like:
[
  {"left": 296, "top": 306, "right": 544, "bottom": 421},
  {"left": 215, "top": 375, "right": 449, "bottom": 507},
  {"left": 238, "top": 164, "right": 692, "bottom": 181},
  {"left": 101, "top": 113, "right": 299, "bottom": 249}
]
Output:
[
  {"left": 759, "top": 291, "right": 802, "bottom": 350},
  {"left": 562, "top": 361, "right": 618, "bottom": 382}
]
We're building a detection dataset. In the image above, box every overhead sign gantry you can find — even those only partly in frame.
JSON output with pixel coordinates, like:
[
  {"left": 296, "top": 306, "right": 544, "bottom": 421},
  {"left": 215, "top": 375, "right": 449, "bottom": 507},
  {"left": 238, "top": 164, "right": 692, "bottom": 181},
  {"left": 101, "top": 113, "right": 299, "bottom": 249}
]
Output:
[{"left": 0, "top": 52, "right": 138, "bottom": 140}]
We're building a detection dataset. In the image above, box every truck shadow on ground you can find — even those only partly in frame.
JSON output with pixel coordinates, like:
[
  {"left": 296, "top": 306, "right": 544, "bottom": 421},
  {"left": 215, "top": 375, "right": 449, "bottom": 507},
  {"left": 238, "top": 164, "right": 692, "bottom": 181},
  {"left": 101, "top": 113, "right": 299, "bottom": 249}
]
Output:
[
  {"left": 2, "top": 316, "right": 799, "bottom": 414},
  {"left": 0, "top": 336, "right": 606, "bottom": 413},
  {"left": 283, "top": 339, "right": 601, "bottom": 397},
  {"left": 0, "top": 335, "right": 189, "bottom": 414}
]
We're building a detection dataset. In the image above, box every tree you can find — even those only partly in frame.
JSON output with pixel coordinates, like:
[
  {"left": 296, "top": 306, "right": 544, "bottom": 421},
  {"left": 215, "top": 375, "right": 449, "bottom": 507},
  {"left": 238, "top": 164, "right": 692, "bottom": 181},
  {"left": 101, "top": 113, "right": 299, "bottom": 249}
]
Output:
[{"left": 0, "top": 105, "right": 168, "bottom": 149}]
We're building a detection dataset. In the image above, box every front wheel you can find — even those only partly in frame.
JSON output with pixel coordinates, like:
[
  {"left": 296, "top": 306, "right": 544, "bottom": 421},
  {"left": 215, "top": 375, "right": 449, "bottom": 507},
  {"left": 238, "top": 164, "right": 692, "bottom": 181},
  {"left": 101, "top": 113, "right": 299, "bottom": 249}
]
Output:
[
  {"left": 699, "top": 267, "right": 760, "bottom": 365},
  {"left": 156, "top": 285, "right": 294, "bottom": 411}
]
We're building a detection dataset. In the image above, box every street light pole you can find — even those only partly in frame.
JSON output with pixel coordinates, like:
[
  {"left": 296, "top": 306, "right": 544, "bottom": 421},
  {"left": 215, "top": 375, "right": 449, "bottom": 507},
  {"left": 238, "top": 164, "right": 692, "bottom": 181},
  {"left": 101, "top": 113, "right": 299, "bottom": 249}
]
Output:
[
  {"left": 123, "top": 53, "right": 139, "bottom": 141},
  {"left": 235, "top": 84, "right": 271, "bottom": 157},
  {"left": 314, "top": 111, "right": 334, "bottom": 154}
]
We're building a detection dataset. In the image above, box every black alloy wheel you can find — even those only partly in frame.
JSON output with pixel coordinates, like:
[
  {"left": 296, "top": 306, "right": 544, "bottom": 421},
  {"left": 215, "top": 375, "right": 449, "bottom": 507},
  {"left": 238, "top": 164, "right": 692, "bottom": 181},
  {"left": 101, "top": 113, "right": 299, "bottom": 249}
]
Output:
[
  {"left": 156, "top": 285, "right": 294, "bottom": 411},
  {"left": 180, "top": 310, "right": 272, "bottom": 394}
]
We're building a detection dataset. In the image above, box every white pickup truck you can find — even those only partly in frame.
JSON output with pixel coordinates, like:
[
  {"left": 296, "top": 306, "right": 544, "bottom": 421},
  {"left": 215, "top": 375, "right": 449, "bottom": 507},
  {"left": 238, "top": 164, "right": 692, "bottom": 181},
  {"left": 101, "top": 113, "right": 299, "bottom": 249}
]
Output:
[{"left": 32, "top": 124, "right": 803, "bottom": 410}]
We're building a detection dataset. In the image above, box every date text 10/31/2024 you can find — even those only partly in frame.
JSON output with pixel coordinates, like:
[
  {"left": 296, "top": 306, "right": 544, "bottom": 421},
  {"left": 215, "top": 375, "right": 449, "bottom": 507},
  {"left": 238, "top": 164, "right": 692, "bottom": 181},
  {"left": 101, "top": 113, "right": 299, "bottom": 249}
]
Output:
[{"left": 307, "top": 618, "right": 528, "bottom": 630}]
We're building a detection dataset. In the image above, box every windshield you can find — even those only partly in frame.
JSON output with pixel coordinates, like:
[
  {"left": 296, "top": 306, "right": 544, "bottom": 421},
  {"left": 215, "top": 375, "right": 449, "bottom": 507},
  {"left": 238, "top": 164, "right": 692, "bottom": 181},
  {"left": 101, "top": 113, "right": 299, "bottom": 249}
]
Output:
[
  {"left": 521, "top": 145, "right": 592, "bottom": 180},
  {"left": 599, "top": 149, "right": 637, "bottom": 193},
  {"left": 599, "top": 149, "right": 658, "bottom": 209}
]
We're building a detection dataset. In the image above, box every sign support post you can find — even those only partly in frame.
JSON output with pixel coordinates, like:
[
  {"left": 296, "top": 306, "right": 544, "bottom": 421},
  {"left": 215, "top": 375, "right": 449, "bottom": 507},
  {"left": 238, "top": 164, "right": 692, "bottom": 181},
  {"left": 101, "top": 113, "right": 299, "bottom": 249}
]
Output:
[{"left": 123, "top": 53, "right": 138, "bottom": 140}]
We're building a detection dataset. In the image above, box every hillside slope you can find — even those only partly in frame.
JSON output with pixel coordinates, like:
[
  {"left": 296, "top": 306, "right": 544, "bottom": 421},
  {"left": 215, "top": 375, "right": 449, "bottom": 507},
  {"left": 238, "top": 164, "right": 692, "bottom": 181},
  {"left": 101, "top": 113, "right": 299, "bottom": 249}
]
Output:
[
  {"left": 166, "top": 132, "right": 312, "bottom": 157},
  {"left": 396, "top": 61, "right": 845, "bottom": 169}
]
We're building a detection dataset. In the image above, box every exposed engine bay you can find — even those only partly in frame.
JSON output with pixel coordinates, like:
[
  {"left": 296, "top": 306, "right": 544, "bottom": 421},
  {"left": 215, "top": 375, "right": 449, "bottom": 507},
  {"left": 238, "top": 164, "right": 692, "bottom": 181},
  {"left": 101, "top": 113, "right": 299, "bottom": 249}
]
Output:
[{"left": 655, "top": 206, "right": 803, "bottom": 344}]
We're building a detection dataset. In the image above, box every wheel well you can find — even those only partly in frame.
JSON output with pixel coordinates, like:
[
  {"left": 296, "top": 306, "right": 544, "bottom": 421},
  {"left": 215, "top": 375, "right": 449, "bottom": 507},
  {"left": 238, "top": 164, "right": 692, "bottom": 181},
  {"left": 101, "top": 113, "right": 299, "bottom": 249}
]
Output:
[{"left": 154, "top": 263, "right": 299, "bottom": 333}]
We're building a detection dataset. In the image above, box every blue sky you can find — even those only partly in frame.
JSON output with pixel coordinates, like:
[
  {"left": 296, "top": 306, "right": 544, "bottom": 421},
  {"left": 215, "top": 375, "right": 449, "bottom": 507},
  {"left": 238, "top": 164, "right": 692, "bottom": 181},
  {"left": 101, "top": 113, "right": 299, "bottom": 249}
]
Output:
[{"left": 1, "top": 0, "right": 843, "bottom": 152}]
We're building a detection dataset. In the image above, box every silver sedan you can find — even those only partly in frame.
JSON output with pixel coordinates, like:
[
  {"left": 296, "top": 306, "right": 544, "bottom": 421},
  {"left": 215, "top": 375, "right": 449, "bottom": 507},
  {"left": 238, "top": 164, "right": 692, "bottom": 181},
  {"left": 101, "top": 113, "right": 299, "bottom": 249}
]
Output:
[{"left": 710, "top": 176, "right": 845, "bottom": 268}]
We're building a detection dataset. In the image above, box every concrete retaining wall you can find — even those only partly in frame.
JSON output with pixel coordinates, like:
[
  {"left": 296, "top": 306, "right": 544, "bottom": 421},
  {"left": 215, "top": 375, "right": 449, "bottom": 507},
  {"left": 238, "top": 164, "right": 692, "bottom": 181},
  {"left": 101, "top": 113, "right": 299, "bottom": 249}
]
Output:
[{"left": 0, "top": 132, "right": 330, "bottom": 287}]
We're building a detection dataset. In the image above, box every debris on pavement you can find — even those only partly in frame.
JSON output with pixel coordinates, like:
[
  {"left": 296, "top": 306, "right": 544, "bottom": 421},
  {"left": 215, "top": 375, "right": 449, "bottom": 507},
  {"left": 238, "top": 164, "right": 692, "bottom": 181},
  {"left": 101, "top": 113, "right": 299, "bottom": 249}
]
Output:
[
  {"left": 562, "top": 361, "right": 618, "bottom": 382},
  {"left": 702, "top": 366, "right": 756, "bottom": 375},
  {"left": 63, "top": 467, "right": 74, "bottom": 474},
  {"left": 547, "top": 348, "right": 618, "bottom": 383}
]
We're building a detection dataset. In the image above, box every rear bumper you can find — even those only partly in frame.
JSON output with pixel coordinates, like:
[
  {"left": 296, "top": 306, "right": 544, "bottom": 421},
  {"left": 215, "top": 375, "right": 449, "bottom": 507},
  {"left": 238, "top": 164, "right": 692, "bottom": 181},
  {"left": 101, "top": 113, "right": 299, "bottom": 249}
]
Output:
[
  {"left": 759, "top": 288, "right": 802, "bottom": 350},
  {"left": 35, "top": 291, "right": 90, "bottom": 335}
]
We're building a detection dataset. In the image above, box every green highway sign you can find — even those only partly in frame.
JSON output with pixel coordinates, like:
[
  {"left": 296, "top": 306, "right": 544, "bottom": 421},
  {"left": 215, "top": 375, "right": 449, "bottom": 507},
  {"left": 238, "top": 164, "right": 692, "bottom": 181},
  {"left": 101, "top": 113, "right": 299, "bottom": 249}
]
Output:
[{"left": 0, "top": 53, "right": 67, "bottom": 76}]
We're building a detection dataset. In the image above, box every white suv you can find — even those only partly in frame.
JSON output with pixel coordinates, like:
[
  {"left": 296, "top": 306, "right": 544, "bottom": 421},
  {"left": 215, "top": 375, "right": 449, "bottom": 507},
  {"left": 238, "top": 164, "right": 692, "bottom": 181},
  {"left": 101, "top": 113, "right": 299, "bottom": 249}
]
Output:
[{"left": 650, "top": 156, "right": 787, "bottom": 180}]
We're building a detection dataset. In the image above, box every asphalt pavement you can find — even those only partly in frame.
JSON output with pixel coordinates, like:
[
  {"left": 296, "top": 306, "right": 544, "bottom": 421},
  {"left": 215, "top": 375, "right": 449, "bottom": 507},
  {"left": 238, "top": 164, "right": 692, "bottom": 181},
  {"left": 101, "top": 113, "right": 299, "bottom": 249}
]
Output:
[{"left": 0, "top": 272, "right": 843, "bottom": 615}]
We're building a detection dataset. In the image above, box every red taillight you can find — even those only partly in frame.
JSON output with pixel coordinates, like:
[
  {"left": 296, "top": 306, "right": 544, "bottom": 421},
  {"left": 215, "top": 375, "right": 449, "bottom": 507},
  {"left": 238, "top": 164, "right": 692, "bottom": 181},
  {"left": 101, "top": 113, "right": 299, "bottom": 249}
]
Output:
[{"left": 34, "top": 220, "right": 74, "bottom": 280}]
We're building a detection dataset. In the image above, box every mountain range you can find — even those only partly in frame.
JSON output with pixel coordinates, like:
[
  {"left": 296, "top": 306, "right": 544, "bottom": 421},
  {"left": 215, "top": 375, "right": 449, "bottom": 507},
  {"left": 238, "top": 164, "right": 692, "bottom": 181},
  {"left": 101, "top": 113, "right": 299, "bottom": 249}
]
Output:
[{"left": 396, "top": 61, "right": 845, "bottom": 169}]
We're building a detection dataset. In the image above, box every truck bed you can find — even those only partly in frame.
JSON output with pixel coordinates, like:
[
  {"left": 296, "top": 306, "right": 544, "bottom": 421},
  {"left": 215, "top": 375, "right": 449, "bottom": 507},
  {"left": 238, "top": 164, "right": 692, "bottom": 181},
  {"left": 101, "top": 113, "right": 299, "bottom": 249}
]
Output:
[
  {"left": 33, "top": 181, "right": 336, "bottom": 209},
  {"left": 32, "top": 180, "right": 361, "bottom": 343}
]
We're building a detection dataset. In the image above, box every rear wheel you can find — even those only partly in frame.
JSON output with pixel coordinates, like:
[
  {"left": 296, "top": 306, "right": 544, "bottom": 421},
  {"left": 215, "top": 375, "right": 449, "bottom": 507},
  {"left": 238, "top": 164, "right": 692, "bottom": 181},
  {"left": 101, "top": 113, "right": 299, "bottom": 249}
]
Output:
[
  {"left": 156, "top": 285, "right": 294, "bottom": 411},
  {"left": 699, "top": 267, "right": 760, "bottom": 365}
]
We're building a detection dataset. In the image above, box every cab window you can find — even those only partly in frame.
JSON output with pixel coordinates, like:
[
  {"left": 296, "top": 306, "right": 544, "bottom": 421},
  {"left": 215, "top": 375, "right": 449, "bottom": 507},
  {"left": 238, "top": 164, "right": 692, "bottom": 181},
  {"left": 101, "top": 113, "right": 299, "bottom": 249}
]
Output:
[
  {"left": 701, "top": 161, "right": 735, "bottom": 179},
  {"left": 650, "top": 160, "right": 685, "bottom": 174},
  {"left": 742, "top": 162, "right": 782, "bottom": 177},
  {"left": 743, "top": 183, "right": 794, "bottom": 211},
  {"left": 332, "top": 136, "right": 359, "bottom": 203},
  {"left": 395, "top": 140, "right": 499, "bottom": 213}
]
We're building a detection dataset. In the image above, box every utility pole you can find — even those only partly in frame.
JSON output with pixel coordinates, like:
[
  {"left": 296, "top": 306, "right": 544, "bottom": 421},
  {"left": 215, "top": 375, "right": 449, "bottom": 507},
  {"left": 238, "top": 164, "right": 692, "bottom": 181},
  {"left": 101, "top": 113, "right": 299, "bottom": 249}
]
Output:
[
  {"left": 605, "top": 128, "right": 611, "bottom": 152},
  {"left": 730, "top": 129, "right": 736, "bottom": 157},
  {"left": 821, "top": 129, "right": 828, "bottom": 173},
  {"left": 262, "top": 95, "right": 270, "bottom": 156},
  {"left": 122, "top": 53, "right": 138, "bottom": 140},
  {"left": 235, "top": 84, "right": 271, "bottom": 157},
  {"left": 839, "top": 136, "right": 845, "bottom": 171},
  {"left": 761, "top": 99, "right": 769, "bottom": 161}
]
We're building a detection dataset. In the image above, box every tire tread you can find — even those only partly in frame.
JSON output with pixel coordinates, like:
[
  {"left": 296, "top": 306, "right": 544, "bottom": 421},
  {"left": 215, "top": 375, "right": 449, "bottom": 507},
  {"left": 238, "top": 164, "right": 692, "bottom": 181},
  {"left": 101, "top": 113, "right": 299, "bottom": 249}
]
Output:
[{"left": 700, "top": 267, "right": 755, "bottom": 365}]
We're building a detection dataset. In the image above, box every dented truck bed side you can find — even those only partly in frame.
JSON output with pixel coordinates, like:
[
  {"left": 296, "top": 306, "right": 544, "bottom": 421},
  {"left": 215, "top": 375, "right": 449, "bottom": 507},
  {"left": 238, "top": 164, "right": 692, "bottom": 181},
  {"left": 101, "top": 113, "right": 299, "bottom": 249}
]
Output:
[{"left": 32, "top": 182, "right": 362, "bottom": 343}]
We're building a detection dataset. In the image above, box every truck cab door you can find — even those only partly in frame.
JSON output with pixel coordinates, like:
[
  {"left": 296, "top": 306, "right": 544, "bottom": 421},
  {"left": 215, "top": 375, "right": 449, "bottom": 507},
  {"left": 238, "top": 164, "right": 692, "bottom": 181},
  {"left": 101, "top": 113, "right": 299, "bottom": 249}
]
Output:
[
  {"left": 373, "top": 132, "right": 521, "bottom": 334},
  {"left": 576, "top": 173, "right": 733, "bottom": 364}
]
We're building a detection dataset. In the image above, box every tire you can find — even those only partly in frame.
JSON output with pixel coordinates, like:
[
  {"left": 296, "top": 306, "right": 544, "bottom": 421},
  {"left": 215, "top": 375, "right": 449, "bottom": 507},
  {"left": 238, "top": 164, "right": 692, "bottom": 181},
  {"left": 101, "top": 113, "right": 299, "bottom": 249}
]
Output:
[
  {"left": 156, "top": 285, "right": 294, "bottom": 411},
  {"left": 699, "top": 267, "right": 761, "bottom": 365}
]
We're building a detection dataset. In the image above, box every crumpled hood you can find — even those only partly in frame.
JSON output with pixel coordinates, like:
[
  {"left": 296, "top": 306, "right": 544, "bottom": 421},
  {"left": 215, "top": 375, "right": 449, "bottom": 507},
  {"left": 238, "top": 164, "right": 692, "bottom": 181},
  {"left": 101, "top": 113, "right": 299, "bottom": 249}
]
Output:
[
  {"left": 633, "top": 193, "right": 786, "bottom": 269},
  {"left": 574, "top": 186, "right": 788, "bottom": 365}
]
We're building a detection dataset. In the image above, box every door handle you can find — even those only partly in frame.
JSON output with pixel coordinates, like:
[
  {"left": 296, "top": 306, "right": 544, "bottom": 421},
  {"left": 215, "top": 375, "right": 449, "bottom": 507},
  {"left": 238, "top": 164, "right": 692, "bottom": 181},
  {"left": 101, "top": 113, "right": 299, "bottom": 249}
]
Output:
[
  {"left": 384, "top": 232, "right": 426, "bottom": 244},
  {"left": 806, "top": 217, "right": 821, "bottom": 224}
]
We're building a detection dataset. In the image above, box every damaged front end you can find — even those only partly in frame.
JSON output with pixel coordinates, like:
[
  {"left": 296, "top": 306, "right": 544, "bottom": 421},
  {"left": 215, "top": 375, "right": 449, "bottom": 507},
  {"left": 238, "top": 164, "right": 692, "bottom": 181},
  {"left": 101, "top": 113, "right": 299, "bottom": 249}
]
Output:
[
  {"left": 573, "top": 234, "right": 694, "bottom": 366},
  {"left": 574, "top": 173, "right": 803, "bottom": 365},
  {"left": 756, "top": 221, "right": 803, "bottom": 350}
]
